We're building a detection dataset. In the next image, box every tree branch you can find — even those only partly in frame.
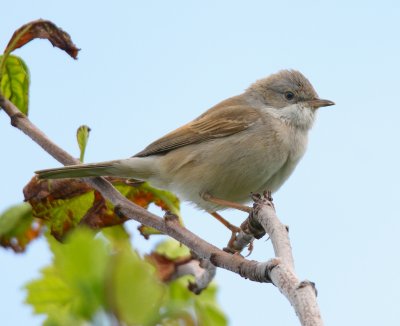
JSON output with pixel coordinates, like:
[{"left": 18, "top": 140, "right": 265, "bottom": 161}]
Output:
[
  {"left": 250, "top": 192, "right": 322, "bottom": 326},
  {"left": 0, "top": 94, "right": 323, "bottom": 325},
  {"left": 172, "top": 258, "right": 217, "bottom": 295},
  {"left": 0, "top": 95, "right": 272, "bottom": 281},
  {"left": 251, "top": 192, "right": 295, "bottom": 268}
]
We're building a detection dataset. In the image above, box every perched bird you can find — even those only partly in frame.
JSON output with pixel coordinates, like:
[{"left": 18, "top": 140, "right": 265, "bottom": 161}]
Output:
[{"left": 36, "top": 70, "right": 334, "bottom": 229}]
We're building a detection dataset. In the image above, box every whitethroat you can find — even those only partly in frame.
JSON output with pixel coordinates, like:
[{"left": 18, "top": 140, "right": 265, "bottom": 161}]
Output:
[{"left": 36, "top": 70, "right": 334, "bottom": 234}]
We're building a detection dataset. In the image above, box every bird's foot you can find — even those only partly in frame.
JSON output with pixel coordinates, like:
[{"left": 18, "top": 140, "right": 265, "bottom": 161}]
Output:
[{"left": 210, "top": 212, "right": 242, "bottom": 253}]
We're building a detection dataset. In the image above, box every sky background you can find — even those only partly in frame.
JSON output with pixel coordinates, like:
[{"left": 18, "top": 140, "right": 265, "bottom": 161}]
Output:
[{"left": 1, "top": 1, "right": 400, "bottom": 325}]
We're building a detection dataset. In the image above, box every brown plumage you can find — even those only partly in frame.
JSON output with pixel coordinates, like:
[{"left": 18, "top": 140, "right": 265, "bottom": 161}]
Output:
[{"left": 36, "top": 70, "right": 334, "bottom": 212}]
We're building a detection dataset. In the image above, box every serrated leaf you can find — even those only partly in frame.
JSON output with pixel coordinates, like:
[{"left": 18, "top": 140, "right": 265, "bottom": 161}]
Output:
[
  {"left": 51, "top": 229, "right": 109, "bottom": 319},
  {"left": 25, "top": 229, "right": 110, "bottom": 324},
  {"left": 25, "top": 265, "right": 73, "bottom": 314},
  {"left": 0, "top": 54, "right": 29, "bottom": 115},
  {"left": 26, "top": 229, "right": 109, "bottom": 325},
  {"left": 25, "top": 265, "right": 85, "bottom": 326},
  {"left": 76, "top": 125, "right": 91, "bottom": 162},
  {"left": 108, "top": 246, "right": 165, "bottom": 325},
  {"left": 0, "top": 202, "right": 43, "bottom": 252}
]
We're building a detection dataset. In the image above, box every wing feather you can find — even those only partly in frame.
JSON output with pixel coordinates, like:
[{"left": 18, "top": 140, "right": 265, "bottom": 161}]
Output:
[{"left": 134, "top": 103, "right": 262, "bottom": 157}]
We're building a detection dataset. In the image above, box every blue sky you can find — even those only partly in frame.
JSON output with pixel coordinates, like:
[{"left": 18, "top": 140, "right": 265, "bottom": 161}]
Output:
[{"left": 1, "top": 1, "right": 400, "bottom": 325}]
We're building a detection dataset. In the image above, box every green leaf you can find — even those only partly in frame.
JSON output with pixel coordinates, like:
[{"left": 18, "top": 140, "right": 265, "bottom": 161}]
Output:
[
  {"left": 50, "top": 229, "right": 109, "bottom": 320},
  {"left": 152, "top": 239, "right": 227, "bottom": 325},
  {"left": 24, "top": 230, "right": 228, "bottom": 325},
  {"left": 194, "top": 284, "right": 228, "bottom": 326},
  {"left": 34, "top": 188, "right": 95, "bottom": 241},
  {"left": 26, "top": 264, "right": 85, "bottom": 326},
  {"left": 0, "top": 54, "right": 30, "bottom": 115},
  {"left": 165, "top": 278, "right": 228, "bottom": 326},
  {"left": 25, "top": 265, "right": 73, "bottom": 314},
  {"left": 0, "top": 203, "right": 42, "bottom": 252},
  {"left": 155, "top": 239, "right": 190, "bottom": 260},
  {"left": 195, "top": 299, "right": 228, "bottom": 326},
  {"left": 100, "top": 224, "right": 131, "bottom": 244},
  {"left": 25, "top": 229, "right": 109, "bottom": 324},
  {"left": 108, "top": 247, "right": 165, "bottom": 325},
  {"left": 76, "top": 125, "right": 91, "bottom": 162}
]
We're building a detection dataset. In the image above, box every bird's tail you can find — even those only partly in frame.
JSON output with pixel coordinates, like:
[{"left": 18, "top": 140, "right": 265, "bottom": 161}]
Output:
[{"left": 35, "top": 158, "right": 155, "bottom": 180}]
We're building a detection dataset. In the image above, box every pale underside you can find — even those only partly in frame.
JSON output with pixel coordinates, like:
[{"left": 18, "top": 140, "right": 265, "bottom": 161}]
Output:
[
  {"left": 120, "top": 98, "right": 310, "bottom": 212},
  {"left": 36, "top": 95, "right": 311, "bottom": 212}
]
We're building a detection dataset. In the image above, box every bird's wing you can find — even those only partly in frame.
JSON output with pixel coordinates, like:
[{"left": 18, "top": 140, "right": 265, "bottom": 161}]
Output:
[{"left": 134, "top": 104, "right": 262, "bottom": 157}]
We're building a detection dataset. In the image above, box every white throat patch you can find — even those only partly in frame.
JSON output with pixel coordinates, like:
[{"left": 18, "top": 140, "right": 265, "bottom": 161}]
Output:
[{"left": 262, "top": 103, "right": 316, "bottom": 130}]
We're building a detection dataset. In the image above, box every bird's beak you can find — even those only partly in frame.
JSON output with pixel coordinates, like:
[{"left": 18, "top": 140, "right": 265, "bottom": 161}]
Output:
[{"left": 307, "top": 98, "right": 335, "bottom": 109}]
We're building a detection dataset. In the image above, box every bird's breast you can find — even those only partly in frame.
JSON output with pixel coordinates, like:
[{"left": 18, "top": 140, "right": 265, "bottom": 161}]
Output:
[
  {"left": 260, "top": 125, "right": 308, "bottom": 192},
  {"left": 151, "top": 120, "right": 309, "bottom": 211}
]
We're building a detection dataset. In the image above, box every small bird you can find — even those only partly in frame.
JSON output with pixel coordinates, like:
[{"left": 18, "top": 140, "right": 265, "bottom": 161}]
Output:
[{"left": 36, "top": 70, "right": 334, "bottom": 229}]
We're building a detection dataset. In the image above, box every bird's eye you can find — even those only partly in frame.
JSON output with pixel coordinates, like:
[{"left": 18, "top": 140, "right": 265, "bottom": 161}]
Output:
[{"left": 284, "top": 92, "right": 295, "bottom": 101}]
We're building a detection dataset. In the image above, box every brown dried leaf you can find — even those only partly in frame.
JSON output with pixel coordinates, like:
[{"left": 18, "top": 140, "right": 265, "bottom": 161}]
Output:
[
  {"left": 5, "top": 19, "right": 80, "bottom": 59},
  {"left": 79, "top": 191, "right": 127, "bottom": 229},
  {"left": 146, "top": 252, "right": 191, "bottom": 282},
  {"left": 113, "top": 179, "right": 181, "bottom": 238},
  {"left": 24, "top": 177, "right": 91, "bottom": 202},
  {"left": 23, "top": 175, "right": 180, "bottom": 240},
  {"left": 24, "top": 177, "right": 93, "bottom": 240}
]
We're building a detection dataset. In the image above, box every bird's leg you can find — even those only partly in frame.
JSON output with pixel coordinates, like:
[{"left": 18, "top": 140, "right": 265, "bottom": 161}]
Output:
[
  {"left": 202, "top": 192, "right": 253, "bottom": 251},
  {"left": 210, "top": 212, "right": 240, "bottom": 248},
  {"left": 201, "top": 192, "right": 252, "bottom": 213},
  {"left": 210, "top": 212, "right": 241, "bottom": 233}
]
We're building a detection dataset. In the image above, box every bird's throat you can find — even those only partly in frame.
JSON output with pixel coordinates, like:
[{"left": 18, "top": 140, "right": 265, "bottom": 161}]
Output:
[{"left": 263, "top": 104, "right": 316, "bottom": 130}]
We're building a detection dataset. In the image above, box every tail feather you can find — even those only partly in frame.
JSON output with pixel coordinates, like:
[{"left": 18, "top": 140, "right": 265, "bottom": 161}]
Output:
[
  {"left": 35, "top": 157, "right": 157, "bottom": 180},
  {"left": 35, "top": 161, "right": 118, "bottom": 179}
]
